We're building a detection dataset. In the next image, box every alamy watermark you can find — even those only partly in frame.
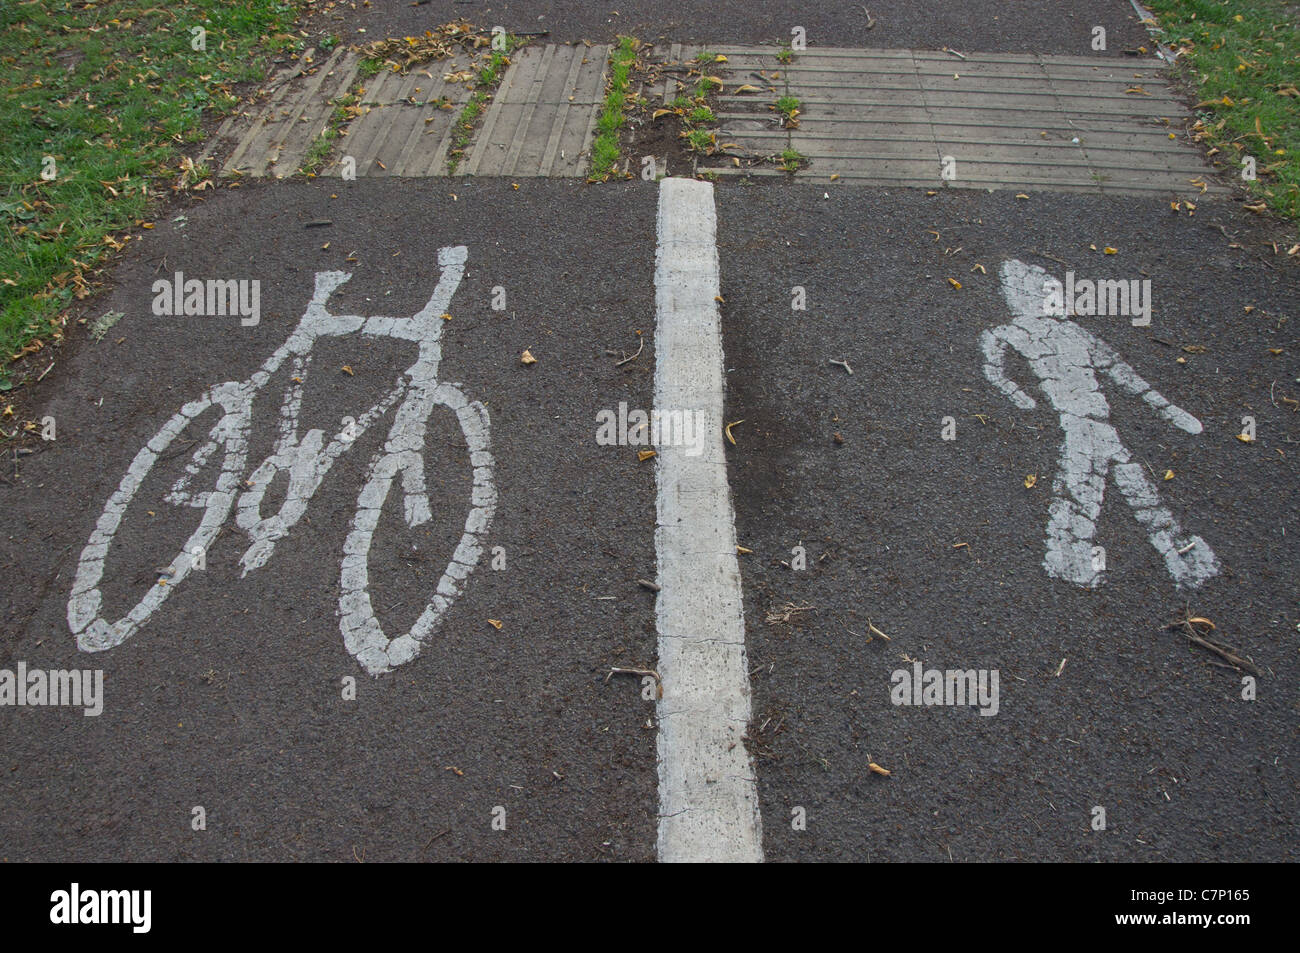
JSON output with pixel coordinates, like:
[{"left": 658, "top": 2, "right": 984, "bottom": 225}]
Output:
[
  {"left": 1043, "top": 272, "right": 1152, "bottom": 326},
  {"left": 890, "top": 662, "right": 999, "bottom": 716},
  {"left": 1, "top": 662, "right": 103, "bottom": 716},
  {"left": 596, "top": 402, "right": 707, "bottom": 457},
  {"left": 151, "top": 271, "right": 261, "bottom": 326},
  {"left": 50, "top": 884, "right": 150, "bottom": 933}
]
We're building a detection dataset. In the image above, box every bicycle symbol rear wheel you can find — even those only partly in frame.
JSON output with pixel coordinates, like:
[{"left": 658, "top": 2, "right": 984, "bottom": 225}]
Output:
[{"left": 67, "top": 381, "right": 253, "bottom": 652}]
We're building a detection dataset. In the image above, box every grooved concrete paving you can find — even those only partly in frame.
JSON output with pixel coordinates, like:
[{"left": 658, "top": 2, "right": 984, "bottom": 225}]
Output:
[
  {"left": 203, "top": 46, "right": 359, "bottom": 179},
  {"left": 321, "top": 54, "right": 475, "bottom": 178},
  {"left": 703, "top": 46, "right": 1220, "bottom": 195},
  {"left": 211, "top": 42, "right": 610, "bottom": 179},
  {"left": 204, "top": 41, "right": 1217, "bottom": 195},
  {"left": 458, "top": 43, "right": 610, "bottom": 178}
]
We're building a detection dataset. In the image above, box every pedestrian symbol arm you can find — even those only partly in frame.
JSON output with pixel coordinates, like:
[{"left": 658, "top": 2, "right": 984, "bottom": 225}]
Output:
[
  {"left": 1091, "top": 334, "right": 1203, "bottom": 435},
  {"left": 980, "top": 327, "right": 1037, "bottom": 410}
]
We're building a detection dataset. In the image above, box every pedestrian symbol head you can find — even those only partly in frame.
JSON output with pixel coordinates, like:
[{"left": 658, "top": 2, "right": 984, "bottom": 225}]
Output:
[{"left": 1000, "top": 259, "right": 1066, "bottom": 321}]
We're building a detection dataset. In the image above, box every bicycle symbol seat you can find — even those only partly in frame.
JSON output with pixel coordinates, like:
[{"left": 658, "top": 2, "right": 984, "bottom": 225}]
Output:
[{"left": 67, "top": 245, "right": 497, "bottom": 676}]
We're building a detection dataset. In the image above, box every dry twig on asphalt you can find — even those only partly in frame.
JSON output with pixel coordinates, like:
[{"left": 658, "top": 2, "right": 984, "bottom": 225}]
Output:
[
  {"left": 1165, "top": 610, "right": 1261, "bottom": 677},
  {"left": 766, "top": 602, "right": 816, "bottom": 625}
]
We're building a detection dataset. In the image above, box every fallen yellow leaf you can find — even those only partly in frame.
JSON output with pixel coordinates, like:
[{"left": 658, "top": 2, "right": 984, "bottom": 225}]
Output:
[
  {"left": 637, "top": 449, "right": 657, "bottom": 461},
  {"left": 487, "top": 619, "right": 503, "bottom": 630},
  {"left": 520, "top": 349, "right": 536, "bottom": 365},
  {"left": 725, "top": 419, "right": 745, "bottom": 445},
  {"left": 868, "top": 763, "right": 891, "bottom": 777},
  {"left": 1024, "top": 473, "right": 1037, "bottom": 489},
  {"left": 947, "top": 278, "right": 962, "bottom": 290}
]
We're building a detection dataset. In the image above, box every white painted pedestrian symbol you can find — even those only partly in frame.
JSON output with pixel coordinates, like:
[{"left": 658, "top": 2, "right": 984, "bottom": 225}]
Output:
[
  {"left": 981, "top": 259, "right": 1219, "bottom": 589},
  {"left": 67, "top": 246, "right": 496, "bottom": 675}
]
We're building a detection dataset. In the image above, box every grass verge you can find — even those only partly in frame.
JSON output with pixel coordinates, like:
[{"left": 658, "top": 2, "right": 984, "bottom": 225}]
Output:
[
  {"left": 1144, "top": 0, "right": 1300, "bottom": 227},
  {"left": 0, "top": 0, "right": 303, "bottom": 391}
]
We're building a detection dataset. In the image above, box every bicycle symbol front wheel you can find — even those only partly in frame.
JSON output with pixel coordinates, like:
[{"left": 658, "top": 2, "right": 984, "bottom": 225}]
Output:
[{"left": 337, "top": 380, "right": 497, "bottom": 675}]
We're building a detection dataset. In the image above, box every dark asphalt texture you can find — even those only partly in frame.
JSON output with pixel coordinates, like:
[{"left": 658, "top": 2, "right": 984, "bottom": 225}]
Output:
[
  {"left": 716, "top": 185, "right": 1299, "bottom": 861},
  {"left": 309, "top": 0, "right": 1152, "bottom": 54},
  {"left": 6, "top": 178, "right": 1294, "bottom": 863},
  {"left": 3, "top": 0, "right": 1297, "bottom": 865},
  {"left": 1, "top": 179, "right": 663, "bottom": 861}
]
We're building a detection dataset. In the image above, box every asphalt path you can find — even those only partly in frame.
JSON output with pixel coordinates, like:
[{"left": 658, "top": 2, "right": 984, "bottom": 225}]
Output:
[
  {"left": 716, "top": 185, "right": 1298, "bottom": 861},
  {"left": 5, "top": 178, "right": 1295, "bottom": 861},
  {"left": 1, "top": 179, "right": 665, "bottom": 861},
  {"left": 309, "top": 0, "right": 1153, "bottom": 54}
]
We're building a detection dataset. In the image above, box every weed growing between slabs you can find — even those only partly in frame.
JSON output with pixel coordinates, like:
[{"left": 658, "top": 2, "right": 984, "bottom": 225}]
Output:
[
  {"left": 602, "top": 44, "right": 732, "bottom": 181},
  {"left": 676, "top": 54, "right": 725, "bottom": 162},
  {"left": 0, "top": 0, "right": 302, "bottom": 392},
  {"left": 774, "top": 94, "right": 801, "bottom": 126},
  {"left": 446, "top": 37, "right": 522, "bottom": 175},
  {"left": 588, "top": 35, "right": 639, "bottom": 181},
  {"left": 667, "top": 41, "right": 810, "bottom": 179},
  {"left": 298, "top": 90, "right": 359, "bottom": 177},
  {"left": 1145, "top": 0, "right": 1300, "bottom": 230},
  {"left": 344, "top": 22, "right": 524, "bottom": 177}
]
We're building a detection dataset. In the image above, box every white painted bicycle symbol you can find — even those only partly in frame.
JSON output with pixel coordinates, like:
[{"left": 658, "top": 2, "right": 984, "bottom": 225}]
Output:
[{"left": 67, "top": 245, "right": 496, "bottom": 676}]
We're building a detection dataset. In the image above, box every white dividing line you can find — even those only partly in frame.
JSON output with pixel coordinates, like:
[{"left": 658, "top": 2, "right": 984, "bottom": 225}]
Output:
[{"left": 652, "top": 177, "right": 762, "bottom": 863}]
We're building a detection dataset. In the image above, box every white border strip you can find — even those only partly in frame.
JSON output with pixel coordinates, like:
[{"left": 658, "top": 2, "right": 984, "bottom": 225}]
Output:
[
  {"left": 1129, "top": 0, "right": 1177, "bottom": 64},
  {"left": 653, "top": 177, "right": 763, "bottom": 863}
]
